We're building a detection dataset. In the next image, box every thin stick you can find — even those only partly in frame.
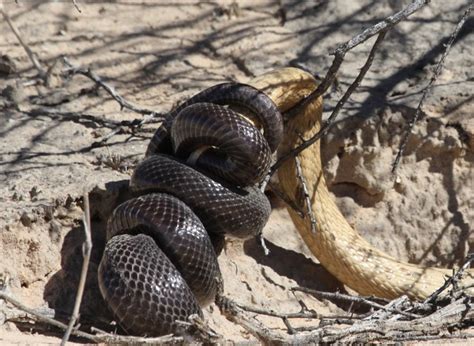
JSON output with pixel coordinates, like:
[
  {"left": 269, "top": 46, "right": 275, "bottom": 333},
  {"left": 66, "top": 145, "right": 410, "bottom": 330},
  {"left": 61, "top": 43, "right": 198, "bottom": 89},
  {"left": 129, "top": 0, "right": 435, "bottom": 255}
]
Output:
[
  {"left": 268, "top": 181, "right": 305, "bottom": 218},
  {"left": 257, "top": 232, "right": 270, "bottom": 256},
  {"left": 294, "top": 156, "right": 317, "bottom": 234},
  {"left": 61, "top": 192, "right": 93, "bottom": 345},
  {"left": 391, "top": 333, "right": 474, "bottom": 342},
  {"left": 62, "top": 57, "right": 165, "bottom": 120},
  {"left": 0, "top": 8, "right": 47, "bottom": 80},
  {"left": 364, "top": 295, "right": 411, "bottom": 321},
  {"left": 72, "top": 0, "right": 82, "bottom": 13},
  {"left": 292, "top": 287, "right": 419, "bottom": 319},
  {"left": 273, "top": 29, "right": 388, "bottom": 174},
  {"left": 0, "top": 290, "right": 182, "bottom": 343},
  {"left": 423, "top": 253, "right": 474, "bottom": 305},
  {"left": 233, "top": 301, "right": 363, "bottom": 320},
  {"left": 176, "top": 314, "right": 222, "bottom": 342},
  {"left": 217, "top": 290, "right": 473, "bottom": 343},
  {"left": 215, "top": 294, "right": 284, "bottom": 343},
  {"left": 284, "top": 0, "right": 429, "bottom": 121},
  {"left": 292, "top": 287, "right": 393, "bottom": 310},
  {"left": 0, "top": 290, "right": 98, "bottom": 341},
  {"left": 391, "top": 4, "right": 472, "bottom": 173}
]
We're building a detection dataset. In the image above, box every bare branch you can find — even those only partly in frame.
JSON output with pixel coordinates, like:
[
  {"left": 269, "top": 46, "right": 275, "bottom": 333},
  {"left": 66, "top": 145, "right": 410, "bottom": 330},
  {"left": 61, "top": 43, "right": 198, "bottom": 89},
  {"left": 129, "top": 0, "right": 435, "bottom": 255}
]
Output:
[
  {"left": 292, "top": 287, "right": 420, "bottom": 318},
  {"left": 268, "top": 181, "right": 305, "bottom": 218},
  {"left": 62, "top": 57, "right": 165, "bottom": 120},
  {"left": 217, "top": 290, "right": 473, "bottom": 344},
  {"left": 391, "top": 4, "right": 472, "bottom": 173},
  {"left": 423, "top": 253, "right": 474, "bottom": 305},
  {"left": 61, "top": 192, "right": 93, "bottom": 345},
  {"left": 294, "top": 156, "right": 317, "bottom": 234},
  {"left": 284, "top": 0, "right": 429, "bottom": 121},
  {"left": 232, "top": 300, "right": 322, "bottom": 336},
  {"left": 308, "top": 297, "right": 473, "bottom": 343},
  {"left": 72, "top": 0, "right": 82, "bottom": 13},
  {"left": 0, "top": 290, "right": 183, "bottom": 343},
  {"left": 231, "top": 299, "right": 365, "bottom": 322},
  {"left": 0, "top": 8, "right": 47, "bottom": 80},
  {"left": 215, "top": 294, "right": 284, "bottom": 343},
  {"left": 176, "top": 314, "right": 222, "bottom": 342},
  {"left": 273, "top": 29, "right": 388, "bottom": 173}
]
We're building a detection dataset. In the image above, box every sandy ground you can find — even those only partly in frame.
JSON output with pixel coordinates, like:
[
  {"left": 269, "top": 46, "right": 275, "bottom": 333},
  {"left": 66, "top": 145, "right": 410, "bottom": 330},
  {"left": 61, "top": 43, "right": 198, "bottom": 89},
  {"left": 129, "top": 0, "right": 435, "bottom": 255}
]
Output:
[{"left": 0, "top": 0, "right": 473, "bottom": 344}]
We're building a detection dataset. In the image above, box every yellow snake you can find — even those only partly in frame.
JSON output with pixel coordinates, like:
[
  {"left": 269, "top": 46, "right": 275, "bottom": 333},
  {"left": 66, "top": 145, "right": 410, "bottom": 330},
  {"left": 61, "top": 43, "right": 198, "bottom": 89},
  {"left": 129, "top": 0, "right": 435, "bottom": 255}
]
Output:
[{"left": 247, "top": 67, "right": 474, "bottom": 300}]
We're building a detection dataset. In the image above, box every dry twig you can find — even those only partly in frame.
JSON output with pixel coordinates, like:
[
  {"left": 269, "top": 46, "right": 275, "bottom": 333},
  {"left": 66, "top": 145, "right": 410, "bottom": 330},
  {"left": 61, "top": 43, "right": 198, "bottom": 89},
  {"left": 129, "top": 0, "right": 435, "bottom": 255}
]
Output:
[
  {"left": 72, "top": 0, "right": 82, "bottom": 13},
  {"left": 217, "top": 291, "right": 473, "bottom": 344},
  {"left": 392, "top": 4, "right": 473, "bottom": 173},
  {"left": 62, "top": 57, "right": 165, "bottom": 121},
  {"left": 292, "top": 287, "right": 419, "bottom": 318},
  {"left": 0, "top": 8, "right": 47, "bottom": 80},
  {"left": 271, "top": 0, "right": 429, "bottom": 175},
  {"left": 0, "top": 290, "right": 183, "bottom": 344},
  {"left": 256, "top": 232, "right": 270, "bottom": 256},
  {"left": 423, "top": 253, "right": 474, "bottom": 305},
  {"left": 215, "top": 295, "right": 281, "bottom": 343},
  {"left": 287, "top": 0, "right": 429, "bottom": 117},
  {"left": 61, "top": 57, "right": 165, "bottom": 145},
  {"left": 275, "top": 31, "right": 388, "bottom": 173},
  {"left": 229, "top": 299, "right": 367, "bottom": 336},
  {"left": 61, "top": 192, "right": 93, "bottom": 345},
  {"left": 268, "top": 181, "right": 305, "bottom": 218},
  {"left": 294, "top": 156, "right": 317, "bottom": 234}
]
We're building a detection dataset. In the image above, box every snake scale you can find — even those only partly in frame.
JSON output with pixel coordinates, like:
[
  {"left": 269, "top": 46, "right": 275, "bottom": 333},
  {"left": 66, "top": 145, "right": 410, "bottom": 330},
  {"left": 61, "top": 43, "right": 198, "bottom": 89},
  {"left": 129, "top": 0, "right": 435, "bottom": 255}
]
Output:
[
  {"left": 99, "top": 67, "right": 474, "bottom": 336},
  {"left": 98, "top": 82, "right": 282, "bottom": 336}
]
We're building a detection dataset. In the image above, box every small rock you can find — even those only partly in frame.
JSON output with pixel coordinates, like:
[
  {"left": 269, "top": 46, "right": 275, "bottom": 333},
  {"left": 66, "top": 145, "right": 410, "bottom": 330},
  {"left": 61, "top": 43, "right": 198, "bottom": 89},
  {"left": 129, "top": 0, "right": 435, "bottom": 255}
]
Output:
[
  {"left": 91, "top": 128, "right": 108, "bottom": 138},
  {"left": 11, "top": 192, "right": 23, "bottom": 201},
  {"left": 0, "top": 55, "right": 16, "bottom": 76},
  {"left": 29, "top": 186, "right": 42, "bottom": 201},
  {"left": 1, "top": 84, "right": 26, "bottom": 105},
  {"left": 42, "top": 204, "right": 55, "bottom": 221},
  {"left": 20, "top": 211, "right": 36, "bottom": 227},
  {"left": 65, "top": 195, "right": 75, "bottom": 209}
]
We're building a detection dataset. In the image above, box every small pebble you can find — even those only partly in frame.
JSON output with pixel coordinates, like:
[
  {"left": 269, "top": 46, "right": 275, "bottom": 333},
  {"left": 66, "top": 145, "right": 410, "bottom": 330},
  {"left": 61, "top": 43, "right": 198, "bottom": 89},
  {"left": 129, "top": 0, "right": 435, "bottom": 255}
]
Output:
[{"left": 20, "top": 211, "right": 36, "bottom": 227}]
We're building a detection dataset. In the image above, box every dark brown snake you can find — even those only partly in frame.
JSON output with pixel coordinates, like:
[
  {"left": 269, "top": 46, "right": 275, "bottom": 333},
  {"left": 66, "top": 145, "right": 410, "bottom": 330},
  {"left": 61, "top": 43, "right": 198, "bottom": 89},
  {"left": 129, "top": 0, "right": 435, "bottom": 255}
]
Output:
[{"left": 98, "top": 83, "right": 283, "bottom": 336}]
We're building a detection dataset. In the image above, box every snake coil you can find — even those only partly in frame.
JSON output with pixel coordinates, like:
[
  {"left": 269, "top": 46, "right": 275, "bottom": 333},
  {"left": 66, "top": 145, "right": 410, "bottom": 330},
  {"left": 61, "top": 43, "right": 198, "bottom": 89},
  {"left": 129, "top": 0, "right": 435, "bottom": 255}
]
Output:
[
  {"left": 98, "top": 83, "right": 283, "bottom": 336},
  {"left": 98, "top": 67, "right": 474, "bottom": 336}
]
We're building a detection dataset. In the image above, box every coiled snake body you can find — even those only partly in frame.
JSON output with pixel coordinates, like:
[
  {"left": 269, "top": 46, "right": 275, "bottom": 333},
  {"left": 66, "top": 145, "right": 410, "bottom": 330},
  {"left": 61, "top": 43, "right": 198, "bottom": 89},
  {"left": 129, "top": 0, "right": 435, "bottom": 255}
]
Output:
[
  {"left": 99, "top": 67, "right": 474, "bottom": 336},
  {"left": 98, "top": 83, "right": 282, "bottom": 336}
]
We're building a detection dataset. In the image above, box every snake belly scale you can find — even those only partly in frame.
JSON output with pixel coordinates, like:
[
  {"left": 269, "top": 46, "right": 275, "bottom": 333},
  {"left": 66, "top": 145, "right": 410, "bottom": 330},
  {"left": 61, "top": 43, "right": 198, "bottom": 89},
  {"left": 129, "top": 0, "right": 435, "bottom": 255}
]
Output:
[{"left": 98, "top": 83, "right": 282, "bottom": 336}]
